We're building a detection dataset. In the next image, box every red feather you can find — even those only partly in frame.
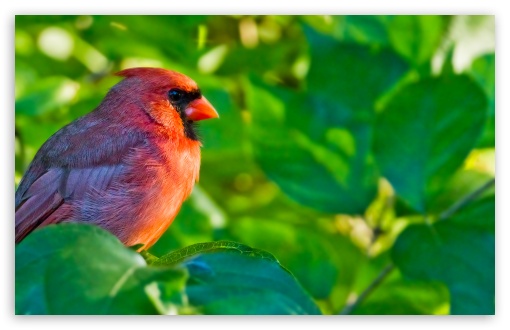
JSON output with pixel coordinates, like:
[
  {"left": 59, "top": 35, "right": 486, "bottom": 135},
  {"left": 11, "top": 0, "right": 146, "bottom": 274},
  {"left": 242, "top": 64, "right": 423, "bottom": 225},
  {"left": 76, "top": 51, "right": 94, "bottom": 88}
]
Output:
[{"left": 15, "top": 67, "right": 218, "bottom": 249}]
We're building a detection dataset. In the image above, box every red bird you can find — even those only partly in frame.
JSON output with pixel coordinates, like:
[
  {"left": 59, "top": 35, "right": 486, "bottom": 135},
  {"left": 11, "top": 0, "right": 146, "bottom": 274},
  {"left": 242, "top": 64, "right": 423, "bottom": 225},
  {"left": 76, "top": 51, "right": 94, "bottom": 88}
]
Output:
[{"left": 15, "top": 67, "right": 219, "bottom": 249}]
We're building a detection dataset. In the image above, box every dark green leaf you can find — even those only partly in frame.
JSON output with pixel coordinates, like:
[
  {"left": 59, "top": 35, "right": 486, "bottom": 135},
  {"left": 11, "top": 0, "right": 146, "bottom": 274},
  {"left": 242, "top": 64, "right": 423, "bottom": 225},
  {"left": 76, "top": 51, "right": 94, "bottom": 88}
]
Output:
[
  {"left": 374, "top": 75, "right": 488, "bottom": 212},
  {"left": 15, "top": 224, "right": 186, "bottom": 315},
  {"left": 305, "top": 27, "right": 409, "bottom": 112},
  {"left": 243, "top": 28, "right": 407, "bottom": 214},
  {"left": 227, "top": 218, "right": 364, "bottom": 303},
  {"left": 469, "top": 53, "right": 495, "bottom": 147},
  {"left": 152, "top": 241, "right": 321, "bottom": 315},
  {"left": 392, "top": 196, "right": 495, "bottom": 314},
  {"left": 246, "top": 78, "right": 377, "bottom": 214},
  {"left": 427, "top": 169, "right": 495, "bottom": 214},
  {"left": 337, "top": 16, "right": 391, "bottom": 45}
]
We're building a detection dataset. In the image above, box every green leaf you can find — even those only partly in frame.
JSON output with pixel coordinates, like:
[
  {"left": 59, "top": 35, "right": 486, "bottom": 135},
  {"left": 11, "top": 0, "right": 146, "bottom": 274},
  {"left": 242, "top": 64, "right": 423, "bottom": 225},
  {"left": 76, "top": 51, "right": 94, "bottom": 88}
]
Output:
[
  {"left": 151, "top": 241, "right": 321, "bottom": 315},
  {"left": 227, "top": 218, "right": 364, "bottom": 304},
  {"left": 305, "top": 27, "right": 409, "bottom": 112},
  {"left": 468, "top": 53, "right": 495, "bottom": 147},
  {"left": 337, "top": 16, "right": 391, "bottom": 45},
  {"left": 427, "top": 169, "right": 495, "bottom": 214},
  {"left": 15, "top": 224, "right": 186, "bottom": 315},
  {"left": 246, "top": 79, "right": 377, "bottom": 214},
  {"left": 243, "top": 28, "right": 407, "bottom": 214},
  {"left": 374, "top": 75, "right": 488, "bottom": 212},
  {"left": 319, "top": 15, "right": 446, "bottom": 67},
  {"left": 385, "top": 15, "right": 446, "bottom": 66},
  {"left": 391, "top": 196, "right": 495, "bottom": 314}
]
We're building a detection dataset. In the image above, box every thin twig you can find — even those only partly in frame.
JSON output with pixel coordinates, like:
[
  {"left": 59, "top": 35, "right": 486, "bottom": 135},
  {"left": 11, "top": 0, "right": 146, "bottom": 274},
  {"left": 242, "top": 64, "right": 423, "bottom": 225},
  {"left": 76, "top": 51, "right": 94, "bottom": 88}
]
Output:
[
  {"left": 339, "top": 263, "right": 395, "bottom": 315},
  {"left": 438, "top": 178, "right": 495, "bottom": 221}
]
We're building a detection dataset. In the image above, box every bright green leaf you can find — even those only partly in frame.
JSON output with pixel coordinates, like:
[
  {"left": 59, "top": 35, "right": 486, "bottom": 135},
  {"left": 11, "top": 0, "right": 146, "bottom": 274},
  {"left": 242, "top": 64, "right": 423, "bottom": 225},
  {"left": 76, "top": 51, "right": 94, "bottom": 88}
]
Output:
[{"left": 386, "top": 15, "right": 445, "bottom": 66}]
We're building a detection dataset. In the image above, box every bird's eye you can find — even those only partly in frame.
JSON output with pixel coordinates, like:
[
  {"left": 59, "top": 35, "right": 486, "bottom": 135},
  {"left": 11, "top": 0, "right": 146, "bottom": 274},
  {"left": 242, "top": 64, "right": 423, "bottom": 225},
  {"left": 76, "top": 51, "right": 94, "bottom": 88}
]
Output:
[{"left": 168, "top": 89, "right": 184, "bottom": 102}]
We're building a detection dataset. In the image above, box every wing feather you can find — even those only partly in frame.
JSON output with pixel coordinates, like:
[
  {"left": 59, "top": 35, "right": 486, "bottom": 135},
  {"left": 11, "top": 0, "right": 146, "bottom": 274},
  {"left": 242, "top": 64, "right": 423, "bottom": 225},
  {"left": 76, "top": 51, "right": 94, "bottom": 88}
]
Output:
[
  {"left": 15, "top": 109, "right": 148, "bottom": 243},
  {"left": 15, "top": 165, "right": 130, "bottom": 242}
]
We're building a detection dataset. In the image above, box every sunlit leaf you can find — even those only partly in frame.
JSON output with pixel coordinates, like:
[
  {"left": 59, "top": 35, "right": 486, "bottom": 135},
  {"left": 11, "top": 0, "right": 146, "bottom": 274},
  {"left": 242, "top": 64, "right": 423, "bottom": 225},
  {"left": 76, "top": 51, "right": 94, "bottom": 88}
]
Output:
[
  {"left": 385, "top": 15, "right": 446, "bottom": 66},
  {"left": 449, "top": 16, "right": 495, "bottom": 72}
]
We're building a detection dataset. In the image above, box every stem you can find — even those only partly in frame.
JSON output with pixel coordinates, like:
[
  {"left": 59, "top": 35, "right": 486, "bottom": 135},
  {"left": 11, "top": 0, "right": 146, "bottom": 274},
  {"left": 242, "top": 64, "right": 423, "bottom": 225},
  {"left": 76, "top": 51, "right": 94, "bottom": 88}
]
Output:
[
  {"left": 139, "top": 250, "right": 159, "bottom": 264},
  {"left": 339, "top": 263, "right": 395, "bottom": 315},
  {"left": 438, "top": 178, "right": 495, "bottom": 220}
]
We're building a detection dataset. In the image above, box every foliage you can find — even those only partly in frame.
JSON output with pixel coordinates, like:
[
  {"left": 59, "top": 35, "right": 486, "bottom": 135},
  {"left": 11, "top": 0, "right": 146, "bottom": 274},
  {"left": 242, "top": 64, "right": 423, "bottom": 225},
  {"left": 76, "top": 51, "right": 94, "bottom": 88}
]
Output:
[
  {"left": 15, "top": 15, "right": 495, "bottom": 315},
  {"left": 16, "top": 224, "right": 318, "bottom": 315}
]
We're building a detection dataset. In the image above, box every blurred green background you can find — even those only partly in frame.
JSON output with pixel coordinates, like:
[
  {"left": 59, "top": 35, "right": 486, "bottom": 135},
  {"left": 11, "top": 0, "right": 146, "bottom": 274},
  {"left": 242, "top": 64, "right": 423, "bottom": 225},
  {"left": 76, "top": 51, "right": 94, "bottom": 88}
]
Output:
[{"left": 15, "top": 15, "right": 495, "bottom": 315}]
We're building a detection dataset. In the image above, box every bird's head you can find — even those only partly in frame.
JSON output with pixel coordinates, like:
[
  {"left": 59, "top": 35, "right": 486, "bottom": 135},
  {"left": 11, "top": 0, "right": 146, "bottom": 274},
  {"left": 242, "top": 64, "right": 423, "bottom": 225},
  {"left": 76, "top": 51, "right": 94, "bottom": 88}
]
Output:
[{"left": 111, "top": 67, "right": 219, "bottom": 141}]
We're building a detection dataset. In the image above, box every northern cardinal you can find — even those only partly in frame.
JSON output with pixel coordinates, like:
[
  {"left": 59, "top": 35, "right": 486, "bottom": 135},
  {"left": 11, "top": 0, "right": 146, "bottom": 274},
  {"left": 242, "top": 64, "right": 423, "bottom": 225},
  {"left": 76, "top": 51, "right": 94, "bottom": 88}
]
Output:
[{"left": 15, "top": 67, "right": 219, "bottom": 249}]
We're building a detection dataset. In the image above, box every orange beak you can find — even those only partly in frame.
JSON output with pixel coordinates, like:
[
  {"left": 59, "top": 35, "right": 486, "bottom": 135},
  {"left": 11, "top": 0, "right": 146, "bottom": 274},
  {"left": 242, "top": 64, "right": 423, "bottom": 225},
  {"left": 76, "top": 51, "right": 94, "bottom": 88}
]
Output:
[{"left": 185, "top": 96, "right": 219, "bottom": 121}]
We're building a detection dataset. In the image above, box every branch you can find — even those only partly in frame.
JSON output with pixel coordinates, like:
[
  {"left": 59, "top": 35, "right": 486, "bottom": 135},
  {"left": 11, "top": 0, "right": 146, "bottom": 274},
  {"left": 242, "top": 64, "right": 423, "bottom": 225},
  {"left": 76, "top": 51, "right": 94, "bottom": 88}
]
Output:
[
  {"left": 339, "top": 263, "right": 395, "bottom": 315},
  {"left": 438, "top": 177, "right": 495, "bottom": 220}
]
